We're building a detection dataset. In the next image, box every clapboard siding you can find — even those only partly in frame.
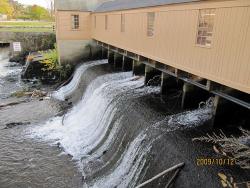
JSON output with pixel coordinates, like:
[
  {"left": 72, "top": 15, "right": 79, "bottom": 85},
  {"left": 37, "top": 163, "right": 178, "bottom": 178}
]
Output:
[{"left": 91, "top": 0, "right": 250, "bottom": 94}]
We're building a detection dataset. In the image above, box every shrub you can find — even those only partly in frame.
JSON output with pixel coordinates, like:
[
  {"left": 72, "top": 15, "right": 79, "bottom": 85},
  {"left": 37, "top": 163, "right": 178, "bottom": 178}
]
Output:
[{"left": 193, "top": 128, "right": 250, "bottom": 169}]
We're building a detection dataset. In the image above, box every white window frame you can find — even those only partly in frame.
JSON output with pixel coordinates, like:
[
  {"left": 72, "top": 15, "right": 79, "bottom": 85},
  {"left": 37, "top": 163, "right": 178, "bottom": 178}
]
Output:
[{"left": 71, "top": 14, "right": 80, "bottom": 30}]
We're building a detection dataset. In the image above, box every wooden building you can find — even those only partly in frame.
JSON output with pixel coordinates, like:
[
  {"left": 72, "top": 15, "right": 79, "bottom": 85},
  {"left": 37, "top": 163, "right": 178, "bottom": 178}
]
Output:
[{"left": 55, "top": 0, "right": 250, "bottom": 97}]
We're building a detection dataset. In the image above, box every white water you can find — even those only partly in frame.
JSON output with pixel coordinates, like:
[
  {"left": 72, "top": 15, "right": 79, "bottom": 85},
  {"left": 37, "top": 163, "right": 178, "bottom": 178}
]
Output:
[
  {"left": 91, "top": 132, "right": 151, "bottom": 188},
  {"left": 30, "top": 72, "right": 139, "bottom": 159},
  {"left": 0, "top": 49, "right": 11, "bottom": 78},
  {"left": 28, "top": 60, "right": 214, "bottom": 188},
  {"left": 52, "top": 60, "right": 108, "bottom": 101},
  {"left": 89, "top": 107, "right": 213, "bottom": 188},
  {"left": 0, "top": 48, "right": 22, "bottom": 97}
]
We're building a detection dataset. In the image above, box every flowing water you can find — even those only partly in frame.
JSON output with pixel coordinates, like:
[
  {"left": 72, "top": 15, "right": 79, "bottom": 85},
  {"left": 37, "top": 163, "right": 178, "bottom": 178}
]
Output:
[
  {"left": 28, "top": 67, "right": 216, "bottom": 187},
  {"left": 0, "top": 49, "right": 248, "bottom": 188},
  {"left": 0, "top": 47, "right": 23, "bottom": 99},
  {"left": 52, "top": 60, "right": 108, "bottom": 101}
]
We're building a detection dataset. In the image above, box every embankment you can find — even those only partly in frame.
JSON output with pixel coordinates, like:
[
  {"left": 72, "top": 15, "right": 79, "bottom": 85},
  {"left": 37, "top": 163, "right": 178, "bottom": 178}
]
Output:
[{"left": 0, "top": 32, "right": 56, "bottom": 63}]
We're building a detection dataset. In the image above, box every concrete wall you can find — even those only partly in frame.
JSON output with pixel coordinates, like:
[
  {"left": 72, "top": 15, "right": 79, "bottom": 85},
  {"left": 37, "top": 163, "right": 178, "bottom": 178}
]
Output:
[
  {"left": 57, "top": 40, "right": 91, "bottom": 64},
  {"left": 92, "top": 0, "right": 250, "bottom": 94},
  {"left": 0, "top": 32, "right": 56, "bottom": 62}
]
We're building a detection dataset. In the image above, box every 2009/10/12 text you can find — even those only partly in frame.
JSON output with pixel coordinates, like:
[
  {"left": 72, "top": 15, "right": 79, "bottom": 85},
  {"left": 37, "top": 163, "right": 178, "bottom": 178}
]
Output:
[{"left": 196, "top": 158, "right": 236, "bottom": 166}]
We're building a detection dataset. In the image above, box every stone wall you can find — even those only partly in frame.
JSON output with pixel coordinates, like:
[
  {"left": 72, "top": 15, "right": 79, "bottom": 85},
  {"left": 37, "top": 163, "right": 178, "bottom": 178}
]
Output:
[{"left": 0, "top": 32, "right": 56, "bottom": 63}]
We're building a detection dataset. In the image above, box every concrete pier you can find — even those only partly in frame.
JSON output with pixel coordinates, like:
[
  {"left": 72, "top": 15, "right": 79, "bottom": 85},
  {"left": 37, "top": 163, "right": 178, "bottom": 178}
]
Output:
[
  {"left": 160, "top": 73, "right": 181, "bottom": 96},
  {"left": 181, "top": 83, "right": 210, "bottom": 109},
  {"left": 114, "top": 53, "right": 123, "bottom": 70},
  {"left": 108, "top": 51, "right": 114, "bottom": 65},
  {"left": 102, "top": 48, "right": 108, "bottom": 59},
  {"left": 145, "top": 65, "right": 162, "bottom": 86},
  {"left": 122, "top": 56, "right": 133, "bottom": 71},
  {"left": 133, "top": 61, "right": 145, "bottom": 76},
  {"left": 212, "top": 95, "right": 250, "bottom": 128}
]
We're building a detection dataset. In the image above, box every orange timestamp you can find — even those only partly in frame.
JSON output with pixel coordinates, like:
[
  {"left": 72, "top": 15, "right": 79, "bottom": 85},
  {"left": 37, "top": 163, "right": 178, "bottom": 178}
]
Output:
[{"left": 196, "top": 158, "right": 236, "bottom": 166}]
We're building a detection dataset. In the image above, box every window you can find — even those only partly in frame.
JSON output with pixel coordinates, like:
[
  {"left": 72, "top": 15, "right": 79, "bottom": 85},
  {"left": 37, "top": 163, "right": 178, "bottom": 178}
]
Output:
[
  {"left": 196, "top": 9, "right": 215, "bottom": 47},
  {"left": 147, "top": 12, "right": 155, "bottom": 37},
  {"left": 72, "top": 15, "right": 79, "bottom": 30},
  {"left": 94, "top": 16, "right": 97, "bottom": 28},
  {"left": 105, "top": 15, "right": 108, "bottom": 30},
  {"left": 121, "top": 14, "right": 125, "bottom": 32}
]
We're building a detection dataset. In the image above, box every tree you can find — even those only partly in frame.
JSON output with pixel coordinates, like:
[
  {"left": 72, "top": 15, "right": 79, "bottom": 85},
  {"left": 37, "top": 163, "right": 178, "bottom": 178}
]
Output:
[
  {"left": 28, "top": 5, "right": 51, "bottom": 21},
  {"left": 9, "top": 0, "right": 25, "bottom": 19},
  {"left": 45, "top": 0, "right": 54, "bottom": 17},
  {"left": 0, "top": 0, "right": 14, "bottom": 18}
]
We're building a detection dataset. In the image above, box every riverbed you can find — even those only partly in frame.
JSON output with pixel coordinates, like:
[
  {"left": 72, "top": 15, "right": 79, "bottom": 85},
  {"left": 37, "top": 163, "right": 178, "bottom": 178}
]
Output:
[{"left": 0, "top": 47, "right": 249, "bottom": 188}]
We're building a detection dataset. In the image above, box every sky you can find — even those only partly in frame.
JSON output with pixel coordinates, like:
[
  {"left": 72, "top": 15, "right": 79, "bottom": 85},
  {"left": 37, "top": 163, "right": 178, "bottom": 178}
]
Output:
[{"left": 16, "top": 0, "right": 51, "bottom": 9}]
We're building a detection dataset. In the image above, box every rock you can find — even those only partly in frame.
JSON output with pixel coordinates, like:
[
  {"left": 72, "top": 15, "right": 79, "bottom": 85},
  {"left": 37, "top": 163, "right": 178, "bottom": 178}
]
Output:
[
  {"left": 31, "top": 90, "right": 47, "bottom": 98},
  {"left": 4, "top": 122, "right": 30, "bottom": 129}
]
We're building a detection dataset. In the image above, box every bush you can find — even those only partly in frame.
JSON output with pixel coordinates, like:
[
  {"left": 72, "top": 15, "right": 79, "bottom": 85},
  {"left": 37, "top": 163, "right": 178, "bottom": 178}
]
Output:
[
  {"left": 193, "top": 128, "right": 250, "bottom": 169},
  {"left": 39, "top": 45, "right": 73, "bottom": 81}
]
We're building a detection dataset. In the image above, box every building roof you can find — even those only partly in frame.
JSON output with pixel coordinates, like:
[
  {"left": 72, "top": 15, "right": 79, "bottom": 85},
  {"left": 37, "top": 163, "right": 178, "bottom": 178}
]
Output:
[
  {"left": 95, "top": 0, "right": 201, "bottom": 12},
  {"left": 55, "top": 0, "right": 88, "bottom": 11},
  {"left": 54, "top": 0, "right": 112, "bottom": 11}
]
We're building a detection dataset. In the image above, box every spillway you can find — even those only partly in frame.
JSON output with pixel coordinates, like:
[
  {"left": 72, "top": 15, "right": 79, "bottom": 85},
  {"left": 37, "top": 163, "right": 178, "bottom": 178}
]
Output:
[
  {"left": 28, "top": 61, "right": 220, "bottom": 188},
  {"left": 52, "top": 60, "right": 108, "bottom": 101}
]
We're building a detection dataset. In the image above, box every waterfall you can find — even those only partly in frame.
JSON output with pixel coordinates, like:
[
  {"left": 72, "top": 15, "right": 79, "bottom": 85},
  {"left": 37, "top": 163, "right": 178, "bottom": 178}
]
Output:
[
  {"left": 28, "top": 61, "right": 214, "bottom": 188},
  {"left": 30, "top": 72, "right": 145, "bottom": 159},
  {"left": 52, "top": 60, "right": 108, "bottom": 101},
  {"left": 0, "top": 47, "right": 11, "bottom": 78},
  {"left": 88, "top": 106, "right": 212, "bottom": 188}
]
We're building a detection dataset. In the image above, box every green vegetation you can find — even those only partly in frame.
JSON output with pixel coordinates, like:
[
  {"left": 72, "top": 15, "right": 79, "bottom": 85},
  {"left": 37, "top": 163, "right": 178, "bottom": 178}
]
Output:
[
  {"left": 0, "top": 21, "right": 54, "bottom": 32},
  {"left": 40, "top": 48, "right": 59, "bottom": 71},
  {"left": 0, "top": 0, "right": 54, "bottom": 21},
  {"left": 39, "top": 46, "right": 73, "bottom": 80},
  {"left": 0, "top": 21, "right": 53, "bottom": 27},
  {"left": 0, "top": 0, "right": 14, "bottom": 18},
  {"left": 0, "top": 0, "right": 54, "bottom": 32}
]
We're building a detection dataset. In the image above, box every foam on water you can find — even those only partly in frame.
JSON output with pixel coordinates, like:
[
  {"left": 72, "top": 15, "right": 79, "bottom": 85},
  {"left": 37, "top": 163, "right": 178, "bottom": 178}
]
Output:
[
  {"left": 29, "top": 72, "right": 143, "bottom": 160},
  {"left": 28, "top": 60, "right": 213, "bottom": 188},
  {"left": 89, "top": 107, "right": 213, "bottom": 188},
  {"left": 52, "top": 60, "right": 108, "bottom": 100},
  {"left": 90, "top": 132, "right": 150, "bottom": 188},
  {"left": 0, "top": 51, "right": 11, "bottom": 78}
]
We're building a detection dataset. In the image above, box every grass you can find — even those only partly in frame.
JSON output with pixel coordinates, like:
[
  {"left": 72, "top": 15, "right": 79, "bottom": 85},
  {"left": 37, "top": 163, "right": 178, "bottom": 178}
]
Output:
[{"left": 0, "top": 21, "right": 55, "bottom": 33}]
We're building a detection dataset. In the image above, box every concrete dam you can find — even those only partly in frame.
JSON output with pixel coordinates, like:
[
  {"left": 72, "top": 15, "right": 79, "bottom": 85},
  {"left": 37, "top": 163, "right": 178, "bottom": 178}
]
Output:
[
  {"left": 0, "top": 0, "right": 249, "bottom": 187},
  {"left": 0, "top": 43, "right": 249, "bottom": 187}
]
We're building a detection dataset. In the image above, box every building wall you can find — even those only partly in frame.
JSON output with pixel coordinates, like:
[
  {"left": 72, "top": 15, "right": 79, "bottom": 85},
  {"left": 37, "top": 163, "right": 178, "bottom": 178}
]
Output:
[
  {"left": 54, "top": 0, "right": 112, "bottom": 64},
  {"left": 91, "top": 0, "right": 250, "bottom": 94},
  {"left": 56, "top": 11, "right": 91, "bottom": 40},
  {"left": 55, "top": 10, "right": 92, "bottom": 64}
]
